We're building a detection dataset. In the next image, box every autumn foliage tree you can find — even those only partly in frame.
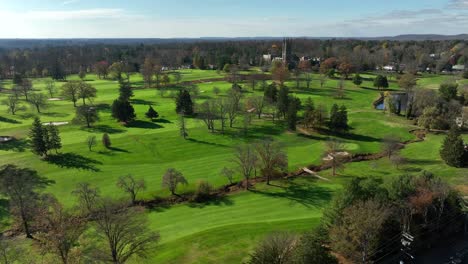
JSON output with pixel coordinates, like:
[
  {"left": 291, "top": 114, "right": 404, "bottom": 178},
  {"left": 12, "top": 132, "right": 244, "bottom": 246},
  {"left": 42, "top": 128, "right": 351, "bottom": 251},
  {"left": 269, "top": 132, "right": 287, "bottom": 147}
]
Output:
[
  {"left": 338, "top": 61, "right": 354, "bottom": 79},
  {"left": 271, "top": 61, "right": 290, "bottom": 87},
  {"left": 330, "top": 200, "right": 391, "bottom": 264}
]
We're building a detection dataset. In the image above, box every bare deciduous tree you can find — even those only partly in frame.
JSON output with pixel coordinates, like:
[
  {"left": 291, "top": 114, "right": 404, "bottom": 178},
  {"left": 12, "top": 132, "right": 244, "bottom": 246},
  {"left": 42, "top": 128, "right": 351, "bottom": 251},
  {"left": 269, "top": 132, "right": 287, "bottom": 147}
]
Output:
[
  {"left": 0, "top": 238, "right": 27, "bottom": 264},
  {"left": 247, "top": 96, "right": 266, "bottom": 119},
  {"left": 226, "top": 88, "right": 242, "bottom": 127},
  {"left": 255, "top": 139, "right": 288, "bottom": 185},
  {"left": 19, "top": 79, "right": 33, "bottom": 101},
  {"left": 71, "top": 182, "right": 100, "bottom": 215},
  {"left": 220, "top": 167, "right": 235, "bottom": 185},
  {"left": 319, "top": 74, "right": 327, "bottom": 88},
  {"left": 0, "top": 165, "right": 51, "bottom": 238},
  {"left": 323, "top": 139, "right": 347, "bottom": 176},
  {"left": 2, "top": 96, "right": 21, "bottom": 115},
  {"left": 36, "top": 198, "right": 87, "bottom": 264},
  {"left": 330, "top": 200, "right": 391, "bottom": 264},
  {"left": 61, "top": 81, "right": 81, "bottom": 107},
  {"left": 233, "top": 145, "right": 258, "bottom": 189},
  {"left": 94, "top": 201, "right": 160, "bottom": 264},
  {"left": 162, "top": 168, "right": 188, "bottom": 195},
  {"left": 45, "top": 80, "right": 56, "bottom": 98},
  {"left": 28, "top": 93, "right": 48, "bottom": 113},
  {"left": 215, "top": 98, "right": 228, "bottom": 133},
  {"left": 382, "top": 135, "right": 401, "bottom": 159},
  {"left": 249, "top": 232, "right": 298, "bottom": 264},
  {"left": 197, "top": 100, "right": 217, "bottom": 132},
  {"left": 116, "top": 175, "right": 146, "bottom": 205},
  {"left": 86, "top": 136, "right": 97, "bottom": 151}
]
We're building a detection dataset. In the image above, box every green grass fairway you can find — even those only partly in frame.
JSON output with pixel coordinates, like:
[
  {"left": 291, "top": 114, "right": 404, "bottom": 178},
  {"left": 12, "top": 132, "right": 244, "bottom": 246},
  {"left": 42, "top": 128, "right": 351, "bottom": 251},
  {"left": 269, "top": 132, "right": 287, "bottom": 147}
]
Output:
[
  {"left": 0, "top": 70, "right": 466, "bottom": 263},
  {"left": 145, "top": 178, "right": 339, "bottom": 264}
]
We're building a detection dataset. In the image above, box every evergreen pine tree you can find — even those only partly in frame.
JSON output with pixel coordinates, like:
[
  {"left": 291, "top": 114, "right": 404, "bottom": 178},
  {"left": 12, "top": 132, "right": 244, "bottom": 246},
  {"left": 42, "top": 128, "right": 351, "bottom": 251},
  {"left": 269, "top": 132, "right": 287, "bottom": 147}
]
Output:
[
  {"left": 264, "top": 83, "right": 278, "bottom": 104},
  {"left": 286, "top": 96, "right": 300, "bottom": 130},
  {"left": 178, "top": 115, "right": 188, "bottom": 139},
  {"left": 111, "top": 99, "right": 136, "bottom": 123},
  {"left": 42, "top": 126, "right": 51, "bottom": 156},
  {"left": 29, "top": 117, "right": 48, "bottom": 157},
  {"left": 328, "top": 104, "right": 340, "bottom": 132},
  {"left": 373, "top": 75, "right": 389, "bottom": 90},
  {"left": 440, "top": 126, "right": 466, "bottom": 167},
  {"left": 277, "top": 86, "right": 290, "bottom": 118},
  {"left": 352, "top": 74, "right": 363, "bottom": 87},
  {"left": 51, "top": 59, "right": 66, "bottom": 80},
  {"left": 47, "top": 125, "right": 62, "bottom": 154},
  {"left": 118, "top": 80, "right": 134, "bottom": 101},
  {"left": 175, "top": 90, "right": 194, "bottom": 115},
  {"left": 145, "top": 105, "right": 159, "bottom": 121},
  {"left": 102, "top": 133, "right": 112, "bottom": 149},
  {"left": 338, "top": 105, "right": 349, "bottom": 132},
  {"left": 303, "top": 97, "right": 315, "bottom": 128}
]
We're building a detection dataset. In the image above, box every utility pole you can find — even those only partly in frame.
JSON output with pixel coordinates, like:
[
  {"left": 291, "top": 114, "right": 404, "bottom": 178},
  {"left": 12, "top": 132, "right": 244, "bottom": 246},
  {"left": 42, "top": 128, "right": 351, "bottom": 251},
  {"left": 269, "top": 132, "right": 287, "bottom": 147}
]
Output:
[
  {"left": 462, "top": 197, "right": 468, "bottom": 234},
  {"left": 400, "top": 232, "right": 415, "bottom": 264}
]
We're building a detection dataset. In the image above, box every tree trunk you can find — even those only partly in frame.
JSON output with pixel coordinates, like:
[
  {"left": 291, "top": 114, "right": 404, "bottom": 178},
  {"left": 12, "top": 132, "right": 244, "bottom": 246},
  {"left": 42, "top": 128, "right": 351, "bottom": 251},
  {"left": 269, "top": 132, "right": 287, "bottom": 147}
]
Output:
[{"left": 21, "top": 213, "right": 32, "bottom": 238}]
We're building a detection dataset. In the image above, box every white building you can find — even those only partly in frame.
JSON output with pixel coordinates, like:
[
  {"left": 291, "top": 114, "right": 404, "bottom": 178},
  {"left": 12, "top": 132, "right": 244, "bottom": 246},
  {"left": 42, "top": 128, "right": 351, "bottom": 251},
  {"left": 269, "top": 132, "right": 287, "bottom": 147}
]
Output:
[{"left": 452, "top": 65, "right": 466, "bottom": 71}]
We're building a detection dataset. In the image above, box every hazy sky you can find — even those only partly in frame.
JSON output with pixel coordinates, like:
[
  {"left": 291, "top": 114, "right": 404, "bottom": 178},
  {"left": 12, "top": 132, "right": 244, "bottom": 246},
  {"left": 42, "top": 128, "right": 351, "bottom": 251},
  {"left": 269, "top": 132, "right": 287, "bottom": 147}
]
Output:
[{"left": 0, "top": 0, "right": 467, "bottom": 38}]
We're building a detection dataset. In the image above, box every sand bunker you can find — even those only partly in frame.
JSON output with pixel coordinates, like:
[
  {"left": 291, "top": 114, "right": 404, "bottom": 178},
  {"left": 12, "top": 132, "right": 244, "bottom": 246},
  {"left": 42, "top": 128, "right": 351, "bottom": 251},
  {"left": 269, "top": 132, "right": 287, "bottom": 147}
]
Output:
[
  {"left": 43, "top": 122, "right": 69, "bottom": 126},
  {"left": 323, "top": 152, "right": 350, "bottom": 161},
  {"left": 0, "top": 136, "right": 13, "bottom": 143},
  {"left": 48, "top": 98, "right": 63, "bottom": 101}
]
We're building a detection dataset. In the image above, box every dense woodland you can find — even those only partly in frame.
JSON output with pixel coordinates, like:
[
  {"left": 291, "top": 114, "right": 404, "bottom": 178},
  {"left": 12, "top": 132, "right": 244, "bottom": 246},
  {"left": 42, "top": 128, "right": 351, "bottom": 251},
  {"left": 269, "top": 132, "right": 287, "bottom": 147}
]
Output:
[{"left": 1, "top": 39, "right": 468, "bottom": 79}]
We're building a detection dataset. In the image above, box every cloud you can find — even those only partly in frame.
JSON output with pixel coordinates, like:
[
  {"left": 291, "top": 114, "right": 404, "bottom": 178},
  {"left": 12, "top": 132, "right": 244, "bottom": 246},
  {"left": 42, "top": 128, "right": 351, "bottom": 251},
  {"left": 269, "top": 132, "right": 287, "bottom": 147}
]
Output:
[
  {"left": 27, "top": 9, "right": 127, "bottom": 20},
  {"left": 62, "top": 0, "right": 79, "bottom": 5},
  {"left": 0, "top": 8, "right": 133, "bottom": 22},
  {"left": 0, "top": 1, "right": 466, "bottom": 38},
  {"left": 448, "top": 0, "right": 468, "bottom": 9},
  {"left": 337, "top": 4, "right": 468, "bottom": 35}
]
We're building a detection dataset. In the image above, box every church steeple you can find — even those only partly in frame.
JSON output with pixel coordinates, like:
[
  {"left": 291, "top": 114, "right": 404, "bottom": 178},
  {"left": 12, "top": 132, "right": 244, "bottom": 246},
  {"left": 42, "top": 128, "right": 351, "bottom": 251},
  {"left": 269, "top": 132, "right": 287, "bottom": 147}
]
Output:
[{"left": 282, "top": 38, "right": 292, "bottom": 65}]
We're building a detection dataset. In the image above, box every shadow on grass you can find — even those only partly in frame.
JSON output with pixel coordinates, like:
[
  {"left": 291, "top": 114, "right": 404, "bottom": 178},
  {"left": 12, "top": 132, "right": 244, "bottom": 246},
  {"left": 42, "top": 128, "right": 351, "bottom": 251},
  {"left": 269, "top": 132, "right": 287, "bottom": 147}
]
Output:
[
  {"left": 250, "top": 179, "right": 333, "bottom": 208},
  {"left": 18, "top": 113, "right": 36, "bottom": 120},
  {"left": 82, "top": 125, "right": 126, "bottom": 134},
  {"left": 402, "top": 167, "right": 423, "bottom": 173},
  {"left": 314, "top": 127, "right": 381, "bottom": 143},
  {"left": 187, "top": 138, "right": 228, "bottom": 148},
  {"left": 42, "top": 112, "right": 69, "bottom": 118},
  {"left": 108, "top": 147, "right": 130, "bottom": 153},
  {"left": 125, "top": 120, "right": 163, "bottom": 129},
  {"left": 0, "top": 116, "right": 21, "bottom": 124},
  {"left": 97, "top": 147, "right": 130, "bottom": 156},
  {"left": 0, "top": 198, "right": 10, "bottom": 223},
  {"left": 155, "top": 118, "right": 172, "bottom": 124},
  {"left": 95, "top": 103, "right": 111, "bottom": 112},
  {"left": 46, "top": 153, "right": 102, "bottom": 172},
  {"left": 0, "top": 138, "right": 30, "bottom": 152},
  {"left": 405, "top": 159, "right": 441, "bottom": 166},
  {"left": 131, "top": 99, "right": 155, "bottom": 105},
  {"left": 360, "top": 87, "right": 399, "bottom": 92},
  {"left": 188, "top": 195, "right": 235, "bottom": 208},
  {"left": 297, "top": 133, "right": 326, "bottom": 141}
]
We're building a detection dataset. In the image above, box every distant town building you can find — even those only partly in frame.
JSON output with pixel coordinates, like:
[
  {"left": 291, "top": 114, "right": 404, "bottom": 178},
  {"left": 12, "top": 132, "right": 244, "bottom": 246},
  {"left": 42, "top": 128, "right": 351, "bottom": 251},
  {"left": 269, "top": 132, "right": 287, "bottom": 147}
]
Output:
[
  {"left": 282, "top": 38, "right": 293, "bottom": 65},
  {"left": 262, "top": 38, "right": 294, "bottom": 67}
]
